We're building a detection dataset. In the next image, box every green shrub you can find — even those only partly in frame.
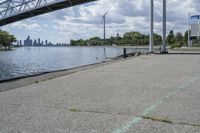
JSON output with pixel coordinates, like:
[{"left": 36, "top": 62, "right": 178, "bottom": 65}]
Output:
[{"left": 170, "top": 42, "right": 182, "bottom": 49}]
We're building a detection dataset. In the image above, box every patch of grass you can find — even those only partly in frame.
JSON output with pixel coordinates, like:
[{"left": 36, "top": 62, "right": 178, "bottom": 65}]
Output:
[
  {"left": 141, "top": 57, "right": 151, "bottom": 60},
  {"left": 34, "top": 81, "right": 39, "bottom": 83},
  {"left": 191, "top": 124, "right": 200, "bottom": 127},
  {"left": 179, "top": 122, "right": 200, "bottom": 127},
  {"left": 69, "top": 108, "right": 80, "bottom": 112},
  {"left": 48, "top": 77, "right": 54, "bottom": 80},
  {"left": 170, "top": 42, "right": 182, "bottom": 49},
  {"left": 141, "top": 116, "right": 200, "bottom": 127},
  {"left": 141, "top": 116, "right": 173, "bottom": 124}
]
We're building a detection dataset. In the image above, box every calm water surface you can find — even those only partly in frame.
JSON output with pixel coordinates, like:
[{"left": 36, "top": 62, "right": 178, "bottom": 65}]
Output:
[{"left": 0, "top": 47, "right": 145, "bottom": 81}]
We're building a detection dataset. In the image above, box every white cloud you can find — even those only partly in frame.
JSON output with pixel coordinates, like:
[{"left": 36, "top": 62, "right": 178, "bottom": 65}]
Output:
[
  {"left": 3, "top": 0, "right": 200, "bottom": 43},
  {"left": 8, "top": 22, "right": 42, "bottom": 31}
]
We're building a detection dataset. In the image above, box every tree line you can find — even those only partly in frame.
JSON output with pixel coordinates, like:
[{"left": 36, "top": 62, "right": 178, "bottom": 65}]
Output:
[
  {"left": 0, "top": 29, "right": 190, "bottom": 50},
  {"left": 70, "top": 30, "right": 189, "bottom": 48},
  {"left": 167, "top": 30, "right": 188, "bottom": 48},
  {"left": 0, "top": 30, "right": 16, "bottom": 50},
  {"left": 70, "top": 32, "right": 162, "bottom": 46}
]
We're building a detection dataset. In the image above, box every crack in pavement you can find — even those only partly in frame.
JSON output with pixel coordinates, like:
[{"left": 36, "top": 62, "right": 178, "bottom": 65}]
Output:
[
  {"left": 2, "top": 102, "right": 200, "bottom": 129},
  {"left": 0, "top": 102, "right": 131, "bottom": 117},
  {"left": 138, "top": 115, "right": 200, "bottom": 128}
]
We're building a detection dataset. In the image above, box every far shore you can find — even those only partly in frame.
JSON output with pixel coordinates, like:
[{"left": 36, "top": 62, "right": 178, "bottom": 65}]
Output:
[{"left": 11, "top": 45, "right": 161, "bottom": 49}]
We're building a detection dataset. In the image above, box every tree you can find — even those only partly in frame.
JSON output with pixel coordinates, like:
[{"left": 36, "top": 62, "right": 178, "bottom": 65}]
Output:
[
  {"left": 70, "top": 39, "right": 87, "bottom": 46},
  {"left": 89, "top": 37, "right": 101, "bottom": 41},
  {"left": 184, "top": 30, "right": 189, "bottom": 44},
  {"left": 173, "top": 32, "right": 184, "bottom": 48},
  {"left": 9, "top": 35, "right": 16, "bottom": 47},
  {"left": 0, "top": 31, "right": 10, "bottom": 49},
  {"left": 154, "top": 33, "right": 162, "bottom": 45},
  {"left": 123, "top": 32, "right": 149, "bottom": 46},
  {"left": 167, "top": 30, "right": 175, "bottom": 45},
  {"left": 0, "top": 30, "right": 16, "bottom": 50},
  {"left": 70, "top": 30, "right": 191, "bottom": 47},
  {"left": 176, "top": 32, "right": 183, "bottom": 42}
]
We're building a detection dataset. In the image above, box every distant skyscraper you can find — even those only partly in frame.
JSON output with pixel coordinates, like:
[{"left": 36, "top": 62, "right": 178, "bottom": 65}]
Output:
[
  {"left": 24, "top": 35, "right": 32, "bottom": 46},
  {"left": 22, "top": 36, "right": 68, "bottom": 47},
  {"left": 20, "top": 40, "right": 22, "bottom": 46},
  {"left": 38, "top": 38, "right": 40, "bottom": 45},
  {"left": 45, "top": 40, "right": 48, "bottom": 45},
  {"left": 33, "top": 39, "right": 37, "bottom": 46}
]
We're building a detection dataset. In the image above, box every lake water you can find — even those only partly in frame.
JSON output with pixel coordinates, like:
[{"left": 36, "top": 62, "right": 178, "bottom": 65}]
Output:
[{"left": 0, "top": 47, "right": 147, "bottom": 81}]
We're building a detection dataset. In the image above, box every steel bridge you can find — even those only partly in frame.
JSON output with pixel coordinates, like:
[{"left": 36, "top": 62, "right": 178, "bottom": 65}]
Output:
[{"left": 0, "top": 0, "right": 96, "bottom": 26}]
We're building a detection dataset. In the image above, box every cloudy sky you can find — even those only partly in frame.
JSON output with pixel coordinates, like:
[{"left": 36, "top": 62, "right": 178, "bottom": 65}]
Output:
[{"left": 1, "top": 0, "right": 200, "bottom": 43}]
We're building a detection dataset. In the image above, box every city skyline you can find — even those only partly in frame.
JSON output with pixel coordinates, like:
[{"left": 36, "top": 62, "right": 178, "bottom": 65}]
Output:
[{"left": 18, "top": 35, "right": 69, "bottom": 46}]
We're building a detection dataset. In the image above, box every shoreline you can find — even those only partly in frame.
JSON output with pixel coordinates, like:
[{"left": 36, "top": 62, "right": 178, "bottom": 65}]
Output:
[
  {"left": 11, "top": 45, "right": 161, "bottom": 49},
  {"left": 2, "top": 47, "right": 199, "bottom": 92},
  {"left": 0, "top": 52, "right": 142, "bottom": 92}
]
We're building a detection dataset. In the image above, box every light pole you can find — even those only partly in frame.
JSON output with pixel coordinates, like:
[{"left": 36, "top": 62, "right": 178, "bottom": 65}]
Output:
[
  {"left": 149, "top": 0, "right": 154, "bottom": 53},
  {"left": 188, "top": 12, "right": 190, "bottom": 46},
  {"left": 161, "top": 0, "right": 167, "bottom": 53}
]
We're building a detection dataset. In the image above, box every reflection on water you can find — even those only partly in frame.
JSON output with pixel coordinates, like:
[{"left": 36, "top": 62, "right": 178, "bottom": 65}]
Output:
[
  {"left": 0, "top": 47, "right": 123, "bottom": 81},
  {"left": 0, "top": 47, "right": 147, "bottom": 81}
]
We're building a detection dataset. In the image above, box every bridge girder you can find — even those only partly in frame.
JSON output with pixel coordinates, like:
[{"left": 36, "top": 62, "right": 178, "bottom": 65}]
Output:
[{"left": 0, "top": 0, "right": 96, "bottom": 26}]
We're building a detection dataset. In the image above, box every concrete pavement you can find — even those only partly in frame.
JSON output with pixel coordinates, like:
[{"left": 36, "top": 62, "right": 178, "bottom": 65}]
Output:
[{"left": 0, "top": 54, "right": 200, "bottom": 133}]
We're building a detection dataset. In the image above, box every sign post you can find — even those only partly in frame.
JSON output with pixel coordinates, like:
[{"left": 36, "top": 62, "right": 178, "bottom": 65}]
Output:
[{"left": 189, "top": 14, "right": 200, "bottom": 46}]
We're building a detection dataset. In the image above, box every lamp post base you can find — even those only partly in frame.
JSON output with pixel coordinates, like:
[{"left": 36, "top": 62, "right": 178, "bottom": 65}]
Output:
[{"left": 160, "top": 51, "right": 168, "bottom": 54}]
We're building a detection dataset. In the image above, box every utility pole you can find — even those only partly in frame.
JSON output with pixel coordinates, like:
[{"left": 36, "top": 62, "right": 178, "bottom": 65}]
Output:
[
  {"left": 188, "top": 12, "right": 190, "bottom": 46},
  {"left": 149, "top": 0, "right": 154, "bottom": 53},
  {"left": 161, "top": 0, "right": 167, "bottom": 53},
  {"left": 103, "top": 15, "right": 106, "bottom": 44}
]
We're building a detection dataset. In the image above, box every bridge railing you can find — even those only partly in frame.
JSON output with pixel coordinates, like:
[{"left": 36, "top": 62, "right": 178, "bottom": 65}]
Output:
[{"left": 0, "top": 0, "right": 61, "bottom": 20}]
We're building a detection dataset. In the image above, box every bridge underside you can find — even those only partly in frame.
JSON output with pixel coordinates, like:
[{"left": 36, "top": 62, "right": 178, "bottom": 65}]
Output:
[{"left": 0, "top": 0, "right": 95, "bottom": 26}]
